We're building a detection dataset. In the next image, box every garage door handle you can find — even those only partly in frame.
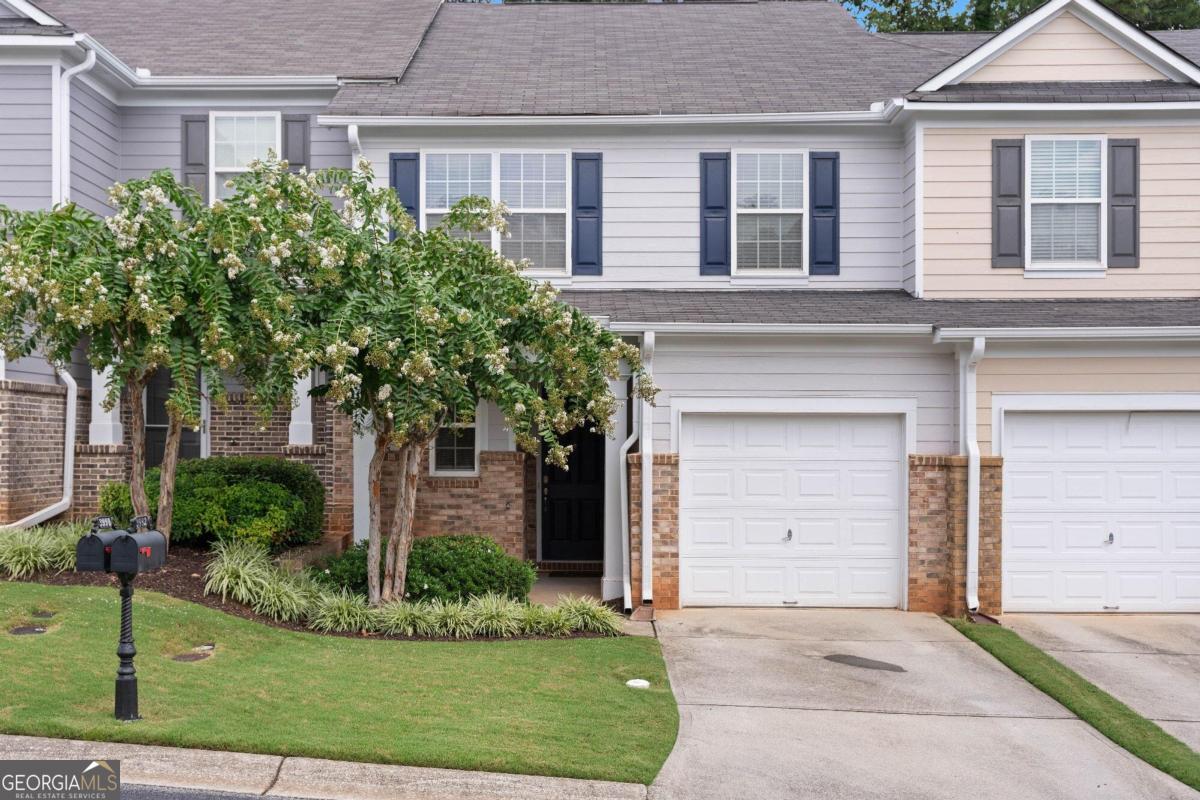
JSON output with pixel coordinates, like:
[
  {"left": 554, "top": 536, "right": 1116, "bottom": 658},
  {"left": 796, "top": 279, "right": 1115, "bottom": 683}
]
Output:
[
  {"left": 1106, "top": 532, "right": 1114, "bottom": 545},
  {"left": 785, "top": 529, "right": 793, "bottom": 542}
]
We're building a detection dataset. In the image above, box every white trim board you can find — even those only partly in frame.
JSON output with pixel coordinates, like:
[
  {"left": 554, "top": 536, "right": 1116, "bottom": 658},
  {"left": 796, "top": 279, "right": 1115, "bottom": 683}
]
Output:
[
  {"left": 990, "top": 392, "right": 1200, "bottom": 461},
  {"left": 916, "top": 0, "right": 1200, "bottom": 91},
  {"left": 1, "top": 0, "right": 62, "bottom": 26}
]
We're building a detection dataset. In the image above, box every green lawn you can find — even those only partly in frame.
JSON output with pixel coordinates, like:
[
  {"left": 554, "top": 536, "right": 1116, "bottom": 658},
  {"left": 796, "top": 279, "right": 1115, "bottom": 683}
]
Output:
[
  {"left": 0, "top": 582, "right": 678, "bottom": 784},
  {"left": 947, "top": 618, "right": 1199, "bottom": 791}
]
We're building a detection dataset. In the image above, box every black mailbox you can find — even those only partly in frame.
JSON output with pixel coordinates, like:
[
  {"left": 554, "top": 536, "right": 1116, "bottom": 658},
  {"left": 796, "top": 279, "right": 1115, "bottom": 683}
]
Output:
[
  {"left": 109, "top": 530, "right": 167, "bottom": 574},
  {"left": 76, "top": 516, "right": 123, "bottom": 573}
]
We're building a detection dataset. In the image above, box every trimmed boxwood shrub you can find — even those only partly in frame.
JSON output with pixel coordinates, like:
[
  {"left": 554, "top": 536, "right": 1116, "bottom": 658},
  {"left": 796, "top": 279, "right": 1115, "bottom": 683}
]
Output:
[
  {"left": 312, "top": 535, "right": 536, "bottom": 603},
  {"left": 100, "top": 456, "right": 322, "bottom": 550}
]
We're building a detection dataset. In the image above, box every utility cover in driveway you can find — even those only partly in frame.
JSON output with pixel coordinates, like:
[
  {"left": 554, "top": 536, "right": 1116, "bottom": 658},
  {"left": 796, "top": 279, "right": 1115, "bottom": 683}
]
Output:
[
  {"left": 679, "top": 413, "right": 903, "bottom": 607},
  {"left": 1003, "top": 411, "right": 1200, "bottom": 612}
]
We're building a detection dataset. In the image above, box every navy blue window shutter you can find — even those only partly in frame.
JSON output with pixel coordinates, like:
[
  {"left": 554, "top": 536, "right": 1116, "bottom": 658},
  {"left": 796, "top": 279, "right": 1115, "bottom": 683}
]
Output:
[
  {"left": 809, "top": 152, "right": 840, "bottom": 275},
  {"left": 699, "top": 152, "right": 731, "bottom": 275},
  {"left": 389, "top": 152, "right": 419, "bottom": 222},
  {"left": 573, "top": 153, "right": 603, "bottom": 275}
]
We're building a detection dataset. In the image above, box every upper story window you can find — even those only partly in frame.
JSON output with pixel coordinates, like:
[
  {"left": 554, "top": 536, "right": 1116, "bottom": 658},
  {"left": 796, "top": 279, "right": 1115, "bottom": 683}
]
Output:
[
  {"left": 421, "top": 151, "right": 570, "bottom": 274},
  {"left": 211, "top": 112, "right": 280, "bottom": 200},
  {"left": 1026, "top": 136, "right": 1104, "bottom": 269},
  {"left": 431, "top": 408, "right": 480, "bottom": 476},
  {"left": 733, "top": 151, "right": 806, "bottom": 273}
]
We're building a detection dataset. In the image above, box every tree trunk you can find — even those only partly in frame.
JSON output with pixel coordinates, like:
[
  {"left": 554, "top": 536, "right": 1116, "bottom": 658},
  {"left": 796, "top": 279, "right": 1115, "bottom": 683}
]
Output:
[
  {"left": 126, "top": 378, "right": 151, "bottom": 519},
  {"left": 384, "top": 441, "right": 424, "bottom": 602},
  {"left": 381, "top": 444, "right": 409, "bottom": 603},
  {"left": 365, "top": 429, "right": 391, "bottom": 607},
  {"left": 155, "top": 413, "right": 185, "bottom": 540}
]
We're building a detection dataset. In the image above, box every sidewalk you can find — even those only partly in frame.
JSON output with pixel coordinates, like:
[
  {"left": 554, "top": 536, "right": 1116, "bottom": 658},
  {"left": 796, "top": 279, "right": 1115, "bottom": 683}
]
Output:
[{"left": 0, "top": 734, "right": 647, "bottom": 800}]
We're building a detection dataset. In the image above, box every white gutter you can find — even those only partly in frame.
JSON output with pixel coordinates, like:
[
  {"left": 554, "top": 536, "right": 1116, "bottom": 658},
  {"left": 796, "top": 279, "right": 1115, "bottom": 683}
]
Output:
[
  {"left": 608, "top": 322, "right": 932, "bottom": 335},
  {"left": 618, "top": 380, "right": 640, "bottom": 613},
  {"left": 318, "top": 103, "right": 905, "bottom": 129},
  {"left": 960, "top": 337, "right": 986, "bottom": 613},
  {"left": 639, "top": 331, "right": 655, "bottom": 605},
  {"left": 905, "top": 102, "right": 1200, "bottom": 113},
  {"left": 936, "top": 326, "right": 1200, "bottom": 342},
  {"left": 58, "top": 43, "right": 96, "bottom": 203},
  {"left": 0, "top": 367, "right": 77, "bottom": 529}
]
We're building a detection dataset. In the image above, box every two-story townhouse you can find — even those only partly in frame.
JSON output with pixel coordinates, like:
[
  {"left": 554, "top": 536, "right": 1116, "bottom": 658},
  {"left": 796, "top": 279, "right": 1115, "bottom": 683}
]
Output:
[{"left": 1, "top": 0, "right": 1198, "bottom": 617}]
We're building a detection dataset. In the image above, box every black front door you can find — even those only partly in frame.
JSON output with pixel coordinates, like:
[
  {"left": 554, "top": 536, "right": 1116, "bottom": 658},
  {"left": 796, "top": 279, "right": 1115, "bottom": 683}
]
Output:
[{"left": 541, "top": 427, "right": 605, "bottom": 561}]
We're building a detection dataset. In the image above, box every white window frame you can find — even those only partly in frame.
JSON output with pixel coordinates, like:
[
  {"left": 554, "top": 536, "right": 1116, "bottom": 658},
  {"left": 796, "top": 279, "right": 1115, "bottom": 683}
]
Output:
[
  {"left": 208, "top": 110, "right": 282, "bottom": 203},
  {"left": 429, "top": 402, "right": 485, "bottom": 478},
  {"left": 1024, "top": 134, "right": 1107, "bottom": 272},
  {"left": 731, "top": 148, "right": 809, "bottom": 276},
  {"left": 418, "top": 149, "right": 572, "bottom": 277}
]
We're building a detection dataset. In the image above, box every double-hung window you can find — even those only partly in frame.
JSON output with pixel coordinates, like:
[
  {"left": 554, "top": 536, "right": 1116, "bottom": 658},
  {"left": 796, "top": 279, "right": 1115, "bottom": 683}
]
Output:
[
  {"left": 421, "top": 151, "right": 570, "bottom": 274},
  {"left": 1026, "top": 136, "right": 1105, "bottom": 269},
  {"left": 210, "top": 112, "right": 281, "bottom": 200},
  {"left": 431, "top": 407, "right": 481, "bottom": 476},
  {"left": 733, "top": 150, "right": 807, "bottom": 273}
]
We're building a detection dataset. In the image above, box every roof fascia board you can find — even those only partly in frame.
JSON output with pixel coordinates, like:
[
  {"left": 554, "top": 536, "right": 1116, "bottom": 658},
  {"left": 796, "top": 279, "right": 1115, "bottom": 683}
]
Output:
[
  {"left": 318, "top": 105, "right": 903, "bottom": 128},
  {"left": 916, "top": 0, "right": 1200, "bottom": 91},
  {"left": 605, "top": 322, "right": 932, "bottom": 335},
  {"left": 2, "top": 0, "right": 61, "bottom": 26},
  {"left": 905, "top": 102, "right": 1200, "bottom": 113},
  {"left": 934, "top": 326, "right": 1200, "bottom": 342},
  {"left": 0, "top": 34, "right": 74, "bottom": 46}
]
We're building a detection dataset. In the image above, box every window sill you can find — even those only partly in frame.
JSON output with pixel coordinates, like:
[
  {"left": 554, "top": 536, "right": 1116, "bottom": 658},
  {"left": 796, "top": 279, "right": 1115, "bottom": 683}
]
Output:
[
  {"left": 730, "top": 274, "right": 810, "bottom": 287},
  {"left": 1024, "top": 266, "right": 1107, "bottom": 279}
]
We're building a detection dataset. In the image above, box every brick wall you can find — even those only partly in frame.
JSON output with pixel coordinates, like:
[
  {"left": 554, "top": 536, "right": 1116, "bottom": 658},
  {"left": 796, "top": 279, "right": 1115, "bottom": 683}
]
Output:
[
  {"left": 907, "top": 455, "right": 1003, "bottom": 616},
  {"left": 70, "top": 387, "right": 130, "bottom": 520},
  {"left": 0, "top": 380, "right": 68, "bottom": 524},
  {"left": 628, "top": 452, "right": 680, "bottom": 610},
  {"left": 379, "top": 448, "right": 531, "bottom": 559}
]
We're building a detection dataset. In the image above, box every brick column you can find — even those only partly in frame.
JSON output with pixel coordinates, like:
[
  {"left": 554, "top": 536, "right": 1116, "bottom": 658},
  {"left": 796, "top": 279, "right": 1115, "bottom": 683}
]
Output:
[
  {"left": 0, "top": 380, "right": 68, "bottom": 524},
  {"left": 628, "top": 452, "right": 680, "bottom": 609}
]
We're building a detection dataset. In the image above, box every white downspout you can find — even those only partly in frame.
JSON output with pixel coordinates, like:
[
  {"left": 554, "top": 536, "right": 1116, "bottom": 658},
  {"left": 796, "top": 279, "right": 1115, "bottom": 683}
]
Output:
[
  {"left": 347, "top": 124, "right": 363, "bottom": 162},
  {"left": 639, "top": 331, "right": 655, "bottom": 605},
  {"left": 618, "top": 377, "right": 639, "bottom": 613},
  {"left": 962, "top": 336, "right": 986, "bottom": 612},
  {"left": 1, "top": 368, "right": 77, "bottom": 529},
  {"left": 58, "top": 44, "right": 97, "bottom": 203}
]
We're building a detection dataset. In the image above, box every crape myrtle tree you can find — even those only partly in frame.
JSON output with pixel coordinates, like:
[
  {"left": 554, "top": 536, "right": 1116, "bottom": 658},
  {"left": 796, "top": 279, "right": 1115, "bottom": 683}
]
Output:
[
  {"left": 214, "top": 156, "right": 656, "bottom": 605},
  {"left": 0, "top": 173, "right": 296, "bottom": 540}
]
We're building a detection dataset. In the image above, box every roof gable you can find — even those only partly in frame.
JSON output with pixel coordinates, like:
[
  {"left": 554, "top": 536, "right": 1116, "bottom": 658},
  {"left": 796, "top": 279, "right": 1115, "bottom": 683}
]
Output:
[
  {"left": 918, "top": 0, "right": 1200, "bottom": 91},
  {"left": 0, "top": 0, "right": 61, "bottom": 26}
]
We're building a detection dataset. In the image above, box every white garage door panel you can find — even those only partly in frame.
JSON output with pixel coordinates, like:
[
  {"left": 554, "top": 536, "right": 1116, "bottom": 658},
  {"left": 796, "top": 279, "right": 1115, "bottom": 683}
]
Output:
[
  {"left": 1003, "top": 411, "right": 1200, "bottom": 613},
  {"left": 680, "top": 413, "right": 903, "bottom": 607}
]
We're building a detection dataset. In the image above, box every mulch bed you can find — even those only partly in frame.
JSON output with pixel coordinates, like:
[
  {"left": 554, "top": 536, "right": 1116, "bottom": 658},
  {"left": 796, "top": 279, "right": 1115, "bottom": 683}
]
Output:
[{"left": 15, "top": 545, "right": 610, "bottom": 642}]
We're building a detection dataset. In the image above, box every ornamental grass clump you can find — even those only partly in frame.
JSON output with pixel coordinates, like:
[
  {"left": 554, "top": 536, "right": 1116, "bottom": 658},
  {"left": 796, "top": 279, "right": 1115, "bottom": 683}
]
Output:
[
  {"left": 0, "top": 529, "right": 54, "bottom": 579},
  {"left": 251, "top": 572, "right": 314, "bottom": 623},
  {"left": 203, "top": 539, "right": 273, "bottom": 604},
  {"left": 40, "top": 522, "right": 86, "bottom": 572},
  {"left": 375, "top": 600, "right": 437, "bottom": 637},
  {"left": 466, "top": 593, "right": 523, "bottom": 638},
  {"left": 519, "top": 602, "right": 574, "bottom": 637},
  {"left": 555, "top": 595, "right": 624, "bottom": 637},
  {"left": 308, "top": 589, "right": 376, "bottom": 634},
  {"left": 428, "top": 598, "right": 474, "bottom": 639}
]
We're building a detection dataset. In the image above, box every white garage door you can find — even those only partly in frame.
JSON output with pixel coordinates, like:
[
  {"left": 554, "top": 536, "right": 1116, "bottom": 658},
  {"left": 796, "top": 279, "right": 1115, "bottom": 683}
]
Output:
[
  {"left": 679, "top": 413, "right": 904, "bottom": 607},
  {"left": 1004, "top": 411, "right": 1200, "bottom": 612}
]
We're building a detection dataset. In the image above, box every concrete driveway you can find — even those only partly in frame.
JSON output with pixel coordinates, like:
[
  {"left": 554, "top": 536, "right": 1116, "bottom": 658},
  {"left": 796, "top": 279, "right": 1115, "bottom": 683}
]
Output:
[
  {"left": 1005, "top": 614, "right": 1200, "bottom": 752},
  {"left": 649, "top": 608, "right": 1197, "bottom": 800}
]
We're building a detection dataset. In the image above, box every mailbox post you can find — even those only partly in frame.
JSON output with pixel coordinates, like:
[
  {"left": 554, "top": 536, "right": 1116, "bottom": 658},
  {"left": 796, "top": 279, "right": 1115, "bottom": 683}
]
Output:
[{"left": 76, "top": 514, "right": 168, "bottom": 721}]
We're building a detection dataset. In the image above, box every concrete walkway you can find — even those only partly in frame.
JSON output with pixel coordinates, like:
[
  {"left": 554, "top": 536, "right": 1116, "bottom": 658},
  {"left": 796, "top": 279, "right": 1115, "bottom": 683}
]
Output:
[
  {"left": 1005, "top": 613, "right": 1200, "bottom": 752},
  {"left": 0, "top": 734, "right": 645, "bottom": 800},
  {"left": 649, "top": 608, "right": 1198, "bottom": 800}
]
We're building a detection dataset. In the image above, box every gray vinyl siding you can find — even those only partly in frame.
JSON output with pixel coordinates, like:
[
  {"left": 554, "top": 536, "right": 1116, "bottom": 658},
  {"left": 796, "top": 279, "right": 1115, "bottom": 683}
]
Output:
[
  {"left": 120, "top": 106, "right": 350, "bottom": 184},
  {"left": 361, "top": 127, "right": 907, "bottom": 290},
  {"left": 649, "top": 336, "right": 957, "bottom": 455},
  {"left": 69, "top": 80, "right": 119, "bottom": 215},
  {"left": 0, "top": 65, "right": 53, "bottom": 210}
]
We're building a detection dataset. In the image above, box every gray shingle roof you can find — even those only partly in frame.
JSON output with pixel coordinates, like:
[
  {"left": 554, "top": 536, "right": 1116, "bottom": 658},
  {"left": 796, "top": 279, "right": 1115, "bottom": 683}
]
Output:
[
  {"left": 32, "top": 0, "right": 442, "bottom": 77},
  {"left": 324, "top": 1, "right": 982, "bottom": 116},
  {"left": 559, "top": 290, "right": 1200, "bottom": 329},
  {"left": 906, "top": 80, "right": 1200, "bottom": 103}
]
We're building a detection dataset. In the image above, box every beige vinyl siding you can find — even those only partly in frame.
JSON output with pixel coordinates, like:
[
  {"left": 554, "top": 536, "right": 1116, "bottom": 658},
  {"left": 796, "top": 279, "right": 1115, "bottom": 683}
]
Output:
[
  {"left": 923, "top": 126, "right": 1200, "bottom": 298},
  {"left": 977, "top": 356, "right": 1200, "bottom": 454},
  {"left": 964, "top": 11, "right": 1167, "bottom": 83}
]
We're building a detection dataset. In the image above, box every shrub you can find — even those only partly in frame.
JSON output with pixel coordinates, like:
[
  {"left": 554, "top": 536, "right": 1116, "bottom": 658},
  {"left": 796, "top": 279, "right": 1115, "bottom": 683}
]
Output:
[
  {"left": 100, "top": 456, "right": 322, "bottom": 550},
  {"left": 555, "top": 595, "right": 624, "bottom": 636},
  {"left": 519, "top": 603, "right": 573, "bottom": 637},
  {"left": 308, "top": 590, "right": 375, "bottom": 633},
  {"left": 467, "top": 593, "right": 523, "bottom": 638},
  {"left": 313, "top": 535, "right": 535, "bottom": 603},
  {"left": 375, "top": 600, "right": 437, "bottom": 637},
  {"left": 203, "top": 539, "right": 273, "bottom": 604}
]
